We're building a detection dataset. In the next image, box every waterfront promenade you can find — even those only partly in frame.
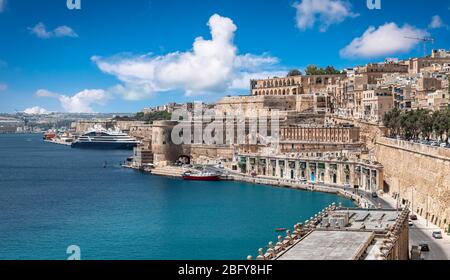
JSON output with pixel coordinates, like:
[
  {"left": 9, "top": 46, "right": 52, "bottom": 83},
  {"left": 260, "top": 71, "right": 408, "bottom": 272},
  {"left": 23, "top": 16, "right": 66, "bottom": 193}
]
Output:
[
  {"left": 230, "top": 173, "right": 373, "bottom": 209},
  {"left": 137, "top": 165, "right": 374, "bottom": 209}
]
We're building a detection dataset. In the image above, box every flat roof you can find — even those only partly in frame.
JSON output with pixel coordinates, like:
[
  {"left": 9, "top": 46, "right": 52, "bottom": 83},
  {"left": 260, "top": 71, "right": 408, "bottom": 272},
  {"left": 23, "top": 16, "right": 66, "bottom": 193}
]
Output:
[
  {"left": 277, "top": 230, "right": 374, "bottom": 260},
  {"left": 333, "top": 209, "right": 399, "bottom": 231}
]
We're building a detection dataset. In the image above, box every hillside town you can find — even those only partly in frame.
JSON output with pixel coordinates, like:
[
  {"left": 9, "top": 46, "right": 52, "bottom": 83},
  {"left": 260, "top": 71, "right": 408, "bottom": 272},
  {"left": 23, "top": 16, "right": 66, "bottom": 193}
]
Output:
[{"left": 4, "top": 49, "right": 450, "bottom": 260}]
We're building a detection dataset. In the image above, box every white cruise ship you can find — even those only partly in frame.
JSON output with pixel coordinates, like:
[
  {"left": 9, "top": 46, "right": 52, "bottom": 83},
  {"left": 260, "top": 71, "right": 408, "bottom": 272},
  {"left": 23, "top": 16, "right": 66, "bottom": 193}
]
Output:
[{"left": 71, "top": 125, "right": 140, "bottom": 150}]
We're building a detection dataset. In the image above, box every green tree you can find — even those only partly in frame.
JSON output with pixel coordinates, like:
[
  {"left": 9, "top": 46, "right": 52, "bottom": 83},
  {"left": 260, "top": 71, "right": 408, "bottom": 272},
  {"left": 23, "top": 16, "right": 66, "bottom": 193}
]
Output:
[
  {"left": 433, "top": 111, "right": 446, "bottom": 141},
  {"left": 443, "top": 108, "right": 450, "bottom": 143},
  {"left": 287, "top": 69, "right": 302, "bottom": 77},
  {"left": 324, "top": 66, "right": 340, "bottom": 75},
  {"left": 447, "top": 75, "right": 450, "bottom": 109},
  {"left": 384, "top": 108, "right": 450, "bottom": 141},
  {"left": 305, "top": 65, "right": 319, "bottom": 75},
  {"left": 417, "top": 109, "right": 433, "bottom": 140},
  {"left": 305, "top": 65, "right": 342, "bottom": 75},
  {"left": 383, "top": 108, "right": 401, "bottom": 137}
]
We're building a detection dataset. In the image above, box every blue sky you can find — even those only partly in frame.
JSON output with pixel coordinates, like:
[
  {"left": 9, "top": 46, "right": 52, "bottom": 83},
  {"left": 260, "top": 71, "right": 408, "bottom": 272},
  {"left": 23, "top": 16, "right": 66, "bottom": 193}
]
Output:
[{"left": 0, "top": 0, "right": 449, "bottom": 113}]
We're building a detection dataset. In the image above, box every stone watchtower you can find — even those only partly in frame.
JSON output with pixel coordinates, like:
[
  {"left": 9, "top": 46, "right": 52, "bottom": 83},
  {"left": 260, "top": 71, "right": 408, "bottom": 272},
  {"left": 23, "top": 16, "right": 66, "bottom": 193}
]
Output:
[{"left": 151, "top": 120, "right": 183, "bottom": 167}]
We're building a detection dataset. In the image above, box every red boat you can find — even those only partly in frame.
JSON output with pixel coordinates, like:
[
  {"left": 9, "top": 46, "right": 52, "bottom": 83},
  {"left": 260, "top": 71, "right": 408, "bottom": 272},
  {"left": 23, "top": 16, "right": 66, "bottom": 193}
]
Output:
[
  {"left": 182, "top": 171, "right": 220, "bottom": 181},
  {"left": 43, "top": 131, "right": 57, "bottom": 140}
]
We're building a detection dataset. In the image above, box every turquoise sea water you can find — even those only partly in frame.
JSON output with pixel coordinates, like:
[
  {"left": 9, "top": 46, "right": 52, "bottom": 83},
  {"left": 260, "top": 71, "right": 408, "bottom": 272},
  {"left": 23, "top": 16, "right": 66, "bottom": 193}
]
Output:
[{"left": 0, "top": 134, "right": 354, "bottom": 260}]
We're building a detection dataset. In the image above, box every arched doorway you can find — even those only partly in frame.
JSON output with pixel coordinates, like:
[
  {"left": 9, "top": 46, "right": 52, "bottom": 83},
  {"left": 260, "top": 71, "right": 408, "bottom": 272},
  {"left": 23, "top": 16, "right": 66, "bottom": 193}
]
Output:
[{"left": 178, "top": 155, "right": 191, "bottom": 165}]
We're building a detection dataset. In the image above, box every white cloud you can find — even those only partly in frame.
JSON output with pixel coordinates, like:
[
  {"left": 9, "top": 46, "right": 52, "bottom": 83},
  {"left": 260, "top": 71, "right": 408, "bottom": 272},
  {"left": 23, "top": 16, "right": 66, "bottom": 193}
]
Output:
[
  {"left": 0, "top": 0, "right": 6, "bottom": 13},
  {"left": 28, "top": 22, "right": 78, "bottom": 39},
  {"left": 24, "top": 106, "right": 49, "bottom": 115},
  {"left": 59, "top": 89, "right": 107, "bottom": 113},
  {"left": 93, "top": 14, "right": 285, "bottom": 100},
  {"left": 429, "top": 15, "right": 447, "bottom": 29},
  {"left": 0, "top": 83, "right": 7, "bottom": 91},
  {"left": 54, "top": 25, "right": 79, "bottom": 37},
  {"left": 293, "top": 0, "right": 358, "bottom": 32},
  {"left": 340, "top": 22, "right": 428, "bottom": 58},
  {"left": 35, "top": 89, "right": 59, "bottom": 98},
  {"left": 36, "top": 88, "right": 108, "bottom": 113}
]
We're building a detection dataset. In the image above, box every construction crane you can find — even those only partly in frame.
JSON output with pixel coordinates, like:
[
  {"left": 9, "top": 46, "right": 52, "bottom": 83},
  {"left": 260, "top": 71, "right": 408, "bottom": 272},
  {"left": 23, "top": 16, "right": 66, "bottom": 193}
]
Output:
[{"left": 404, "top": 36, "right": 435, "bottom": 57}]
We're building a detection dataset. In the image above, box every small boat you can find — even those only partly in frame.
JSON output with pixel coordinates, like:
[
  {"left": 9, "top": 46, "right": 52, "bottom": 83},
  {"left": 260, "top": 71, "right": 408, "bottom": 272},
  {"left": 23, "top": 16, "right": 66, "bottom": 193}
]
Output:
[
  {"left": 275, "top": 228, "right": 287, "bottom": 232},
  {"left": 182, "top": 171, "right": 220, "bottom": 181},
  {"left": 43, "top": 130, "right": 57, "bottom": 140}
]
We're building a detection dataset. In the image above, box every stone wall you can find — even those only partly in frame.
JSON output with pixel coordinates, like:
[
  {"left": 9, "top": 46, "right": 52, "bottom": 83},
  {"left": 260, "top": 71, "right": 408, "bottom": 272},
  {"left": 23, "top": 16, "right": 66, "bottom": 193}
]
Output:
[
  {"left": 375, "top": 137, "right": 450, "bottom": 230},
  {"left": 326, "top": 116, "right": 386, "bottom": 150},
  {"left": 129, "top": 125, "right": 153, "bottom": 140},
  {"left": 189, "top": 145, "right": 234, "bottom": 165}
]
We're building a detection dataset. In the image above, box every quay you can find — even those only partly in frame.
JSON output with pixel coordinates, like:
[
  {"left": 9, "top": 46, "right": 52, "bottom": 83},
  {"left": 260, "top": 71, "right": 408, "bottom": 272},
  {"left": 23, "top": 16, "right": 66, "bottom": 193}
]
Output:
[{"left": 124, "top": 164, "right": 373, "bottom": 209}]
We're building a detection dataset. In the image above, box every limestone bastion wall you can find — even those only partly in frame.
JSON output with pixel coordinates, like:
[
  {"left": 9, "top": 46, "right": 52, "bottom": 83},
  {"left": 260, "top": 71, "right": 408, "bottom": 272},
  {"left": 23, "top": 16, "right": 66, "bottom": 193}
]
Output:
[{"left": 375, "top": 137, "right": 450, "bottom": 230}]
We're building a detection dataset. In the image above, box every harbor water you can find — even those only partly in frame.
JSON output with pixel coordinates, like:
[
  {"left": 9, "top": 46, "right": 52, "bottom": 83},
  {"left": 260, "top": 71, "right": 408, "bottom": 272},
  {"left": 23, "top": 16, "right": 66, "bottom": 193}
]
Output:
[{"left": 0, "top": 134, "right": 354, "bottom": 260}]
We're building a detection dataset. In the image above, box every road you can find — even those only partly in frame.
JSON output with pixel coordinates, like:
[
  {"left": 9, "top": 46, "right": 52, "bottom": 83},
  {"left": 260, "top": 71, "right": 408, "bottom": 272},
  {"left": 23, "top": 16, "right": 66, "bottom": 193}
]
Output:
[{"left": 374, "top": 193, "right": 450, "bottom": 260}]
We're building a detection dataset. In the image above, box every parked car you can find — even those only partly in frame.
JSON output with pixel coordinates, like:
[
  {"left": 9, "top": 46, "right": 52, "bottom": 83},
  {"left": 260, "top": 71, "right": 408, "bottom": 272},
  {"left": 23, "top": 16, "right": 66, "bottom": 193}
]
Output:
[
  {"left": 408, "top": 220, "right": 414, "bottom": 226},
  {"left": 432, "top": 231, "right": 443, "bottom": 239},
  {"left": 410, "top": 214, "right": 418, "bottom": 221},
  {"left": 371, "top": 192, "right": 378, "bottom": 198},
  {"left": 440, "top": 143, "right": 447, "bottom": 148},
  {"left": 420, "top": 244, "right": 430, "bottom": 252}
]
